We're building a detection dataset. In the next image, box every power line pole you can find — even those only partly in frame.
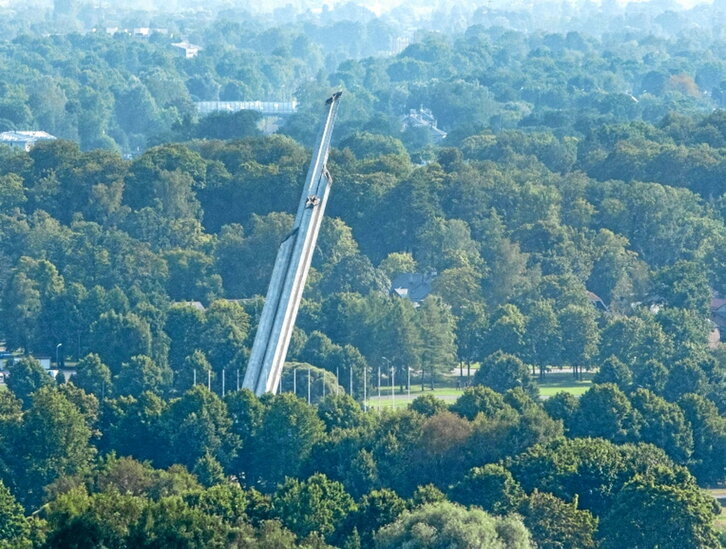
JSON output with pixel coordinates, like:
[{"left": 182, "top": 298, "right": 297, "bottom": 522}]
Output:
[
  {"left": 377, "top": 365, "right": 381, "bottom": 412},
  {"left": 363, "top": 366, "right": 367, "bottom": 412},
  {"left": 391, "top": 366, "right": 395, "bottom": 407}
]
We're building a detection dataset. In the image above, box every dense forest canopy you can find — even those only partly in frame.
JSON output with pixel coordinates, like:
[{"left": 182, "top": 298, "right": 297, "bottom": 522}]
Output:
[{"left": 0, "top": 0, "right": 726, "bottom": 547}]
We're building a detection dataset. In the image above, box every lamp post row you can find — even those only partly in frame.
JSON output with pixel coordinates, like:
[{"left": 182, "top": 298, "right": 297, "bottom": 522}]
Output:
[{"left": 184, "top": 361, "right": 412, "bottom": 410}]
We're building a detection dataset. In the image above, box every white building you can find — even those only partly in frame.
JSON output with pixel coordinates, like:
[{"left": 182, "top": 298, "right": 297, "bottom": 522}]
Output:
[
  {"left": 0, "top": 131, "right": 56, "bottom": 151},
  {"left": 171, "top": 41, "right": 202, "bottom": 59}
]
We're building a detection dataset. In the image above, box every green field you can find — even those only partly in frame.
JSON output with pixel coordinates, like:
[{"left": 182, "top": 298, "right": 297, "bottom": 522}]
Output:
[
  {"left": 708, "top": 490, "right": 726, "bottom": 538},
  {"left": 364, "top": 370, "right": 593, "bottom": 409}
]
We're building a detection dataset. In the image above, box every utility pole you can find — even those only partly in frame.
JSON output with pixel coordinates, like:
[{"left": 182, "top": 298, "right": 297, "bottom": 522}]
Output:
[
  {"left": 377, "top": 365, "right": 381, "bottom": 412},
  {"left": 391, "top": 366, "right": 395, "bottom": 407},
  {"left": 363, "top": 366, "right": 367, "bottom": 412}
]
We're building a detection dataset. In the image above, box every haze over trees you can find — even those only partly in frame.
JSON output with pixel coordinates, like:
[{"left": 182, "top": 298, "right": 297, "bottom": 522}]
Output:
[{"left": 0, "top": 0, "right": 725, "bottom": 546}]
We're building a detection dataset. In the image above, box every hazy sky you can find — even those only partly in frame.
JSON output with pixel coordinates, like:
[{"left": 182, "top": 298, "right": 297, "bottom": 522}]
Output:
[{"left": 351, "top": 0, "right": 714, "bottom": 14}]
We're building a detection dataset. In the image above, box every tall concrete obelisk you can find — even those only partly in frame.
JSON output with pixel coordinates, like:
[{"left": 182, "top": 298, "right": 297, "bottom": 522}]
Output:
[{"left": 243, "top": 92, "right": 342, "bottom": 396}]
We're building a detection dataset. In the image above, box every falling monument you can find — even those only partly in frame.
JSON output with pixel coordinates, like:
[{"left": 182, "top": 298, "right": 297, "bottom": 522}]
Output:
[{"left": 243, "top": 92, "right": 342, "bottom": 396}]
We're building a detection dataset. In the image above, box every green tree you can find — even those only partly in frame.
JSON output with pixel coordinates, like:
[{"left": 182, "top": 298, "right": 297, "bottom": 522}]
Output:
[
  {"left": 72, "top": 353, "right": 112, "bottom": 400},
  {"left": 593, "top": 356, "right": 632, "bottom": 390},
  {"left": 410, "top": 411, "right": 473, "bottom": 489},
  {"left": 449, "top": 464, "right": 525, "bottom": 515},
  {"left": 523, "top": 300, "right": 561, "bottom": 378},
  {"left": 125, "top": 496, "right": 237, "bottom": 548},
  {"left": 473, "top": 352, "right": 539, "bottom": 399},
  {"left": 14, "top": 387, "right": 95, "bottom": 508},
  {"left": 2, "top": 272, "right": 41, "bottom": 354},
  {"left": 202, "top": 300, "right": 249, "bottom": 372},
  {"left": 192, "top": 453, "right": 226, "bottom": 488},
  {"left": 349, "top": 489, "right": 406, "bottom": 547},
  {"left": 378, "top": 252, "right": 417, "bottom": 280},
  {"left": 543, "top": 391, "right": 579, "bottom": 433},
  {"left": 272, "top": 473, "right": 356, "bottom": 541},
  {"left": 0, "top": 173, "right": 26, "bottom": 212},
  {"left": 250, "top": 393, "right": 325, "bottom": 490},
  {"left": 161, "top": 385, "right": 239, "bottom": 470},
  {"left": 417, "top": 296, "right": 457, "bottom": 390},
  {"left": 664, "top": 361, "right": 708, "bottom": 401},
  {"left": 89, "top": 312, "right": 152, "bottom": 374},
  {"left": 6, "top": 357, "right": 54, "bottom": 407},
  {"left": 481, "top": 304, "right": 526, "bottom": 358},
  {"left": 571, "top": 383, "right": 638, "bottom": 443},
  {"left": 450, "top": 386, "right": 507, "bottom": 421},
  {"left": 652, "top": 260, "right": 711, "bottom": 315},
  {"left": 410, "top": 394, "right": 449, "bottom": 417},
  {"left": 520, "top": 491, "right": 597, "bottom": 549},
  {"left": 678, "top": 393, "right": 726, "bottom": 484},
  {"left": 195, "top": 110, "right": 262, "bottom": 140},
  {"left": 317, "top": 394, "right": 366, "bottom": 431},
  {"left": 115, "top": 355, "right": 171, "bottom": 398},
  {"left": 599, "top": 475, "right": 720, "bottom": 549},
  {"left": 632, "top": 359, "right": 668, "bottom": 394},
  {"left": 599, "top": 315, "right": 671, "bottom": 368},
  {"left": 225, "top": 389, "right": 266, "bottom": 479},
  {"left": 455, "top": 303, "right": 488, "bottom": 382},
  {"left": 374, "top": 501, "right": 533, "bottom": 549},
  {"left": 630, "top": 389, "right": 693, "bottom": 464},
  {"left": 0, "top": 479, "right": 30, "bottom": 548},
  {"left": 164, "top": 304, "right": 206, "bottom": 370},
  {"left": 97, "top": 393, "right": 166, "bottom": 464},
  {"left": 174, "top": 350, "right": 212, "bottom": 394},
  {"left": 558, "top": 305, "right": 599, "bottom": 379},
  {"left": 163, "top": 249, "right": 221, "bottom": 303}
]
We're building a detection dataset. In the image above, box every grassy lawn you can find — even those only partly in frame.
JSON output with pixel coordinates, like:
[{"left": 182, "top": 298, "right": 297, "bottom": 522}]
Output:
[
  {"left": 705, "top": 489, "right": 726, "bottom": 540},
  {"left": 713, "top": 504, "right": 726, "bottom": 537},
  {"left": 538, "top": 371, "right": 593, "bottom": 397},
  {"left": 364, "top": 370, "right": 593, "bottom": 409}
]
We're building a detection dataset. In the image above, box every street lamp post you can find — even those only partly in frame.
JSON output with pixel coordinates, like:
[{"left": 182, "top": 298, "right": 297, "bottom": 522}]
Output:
[
  {"left": 363, "top": 366, "right": 367, "bottom": 412},
  {"left": 391, "top": 366, "right": 395, "bottom": 406},
  {"left": 55, "top": 343, "right": 62, "bottom": 368},
  {"left": 377, "top": 365, "right": 381, "bottom": 412},
  {"left": 381, "top": 356, "right": 392, "bottom": 408}
]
